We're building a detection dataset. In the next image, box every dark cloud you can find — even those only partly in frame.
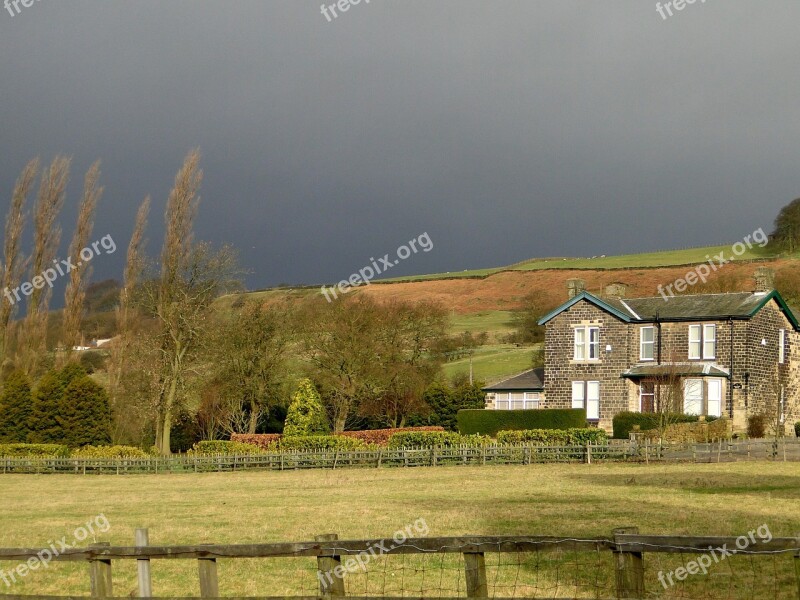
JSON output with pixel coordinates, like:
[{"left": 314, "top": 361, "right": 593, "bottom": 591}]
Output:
[{"left": 1, "top": 1, "right": 798, "bottom": 290}]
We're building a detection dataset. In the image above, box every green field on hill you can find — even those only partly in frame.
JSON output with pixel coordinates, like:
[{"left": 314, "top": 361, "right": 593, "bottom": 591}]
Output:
[
  {"left": 377, "top": 243, "right": 779, "bottom": 283},
  {"left": 441, "top": 343, "right": 536, "bottom": 385}
]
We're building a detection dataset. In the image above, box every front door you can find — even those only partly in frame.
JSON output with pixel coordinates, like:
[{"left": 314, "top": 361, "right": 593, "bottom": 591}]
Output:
[{"left": 640, "top": 381, "right": 655, "bottom": 413}]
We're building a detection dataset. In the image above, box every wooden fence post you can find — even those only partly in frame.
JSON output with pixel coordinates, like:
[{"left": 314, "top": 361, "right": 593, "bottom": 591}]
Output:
[
  {"left": 612, "top": 527, "right": 644, "bottom": 599},
  {"left": 316, "top": 533, "right": 346, "bottom": 597},
  {"left": 463, "top": 552, "right": 488, "bottom": 598},
  {"left": 89, "top": 542, "right": 113, "bottom": 598},
  {"left": 198, "top": 550, "right": 219, "bottom": 598},
  {"left": 585, "top": 443, "right": 592, "bottom": 465},
  {"left": 135, "top": 528, "right": 153, "bottom": 597},
  {"left": 794, "top": 533, "right": 799, "bottom": 600}
]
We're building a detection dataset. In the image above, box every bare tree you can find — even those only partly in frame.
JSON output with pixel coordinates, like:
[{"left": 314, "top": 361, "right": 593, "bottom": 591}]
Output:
[
  {"left": 0, "top": 159, "right": 38, "bottom": 370},
  {"left": 18, "top": 156, "right": 70, "bottom": 376},
  {"left": 133, "top": 150, "right": 242, "bottom": 454},
  {"left": 61, "top": 161, "right": 103, "bottom": 364},
  {"left": 211, "top": 299, "right": 291, "bottom": 434}
]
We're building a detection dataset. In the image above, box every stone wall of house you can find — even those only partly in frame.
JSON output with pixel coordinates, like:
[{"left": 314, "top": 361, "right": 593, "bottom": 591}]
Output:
[
  {"left": 743, "top": 302, "right": 796, "bottom": 434},
  {"left": 543, "top": 302, "right": 631, "bottom": 430}
]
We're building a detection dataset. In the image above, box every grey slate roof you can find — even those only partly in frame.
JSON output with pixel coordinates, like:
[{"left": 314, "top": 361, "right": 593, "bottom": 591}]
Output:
[
  {"left": 612, "top": 292, "right": 773, "bottom": 321},
  {"left": 540, "top": 289, "right": 800, "bottom": 329},
  {"left": 622, "top": 363, "right": 730, "bottom": 379},
  {"left": 482, "top": 367, "right": 545, "bottom": 392}
]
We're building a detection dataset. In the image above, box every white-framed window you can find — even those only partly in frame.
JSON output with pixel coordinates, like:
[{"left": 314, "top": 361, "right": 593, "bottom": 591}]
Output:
[
  {"left": 494, "top": 392, "right": 540, "bottom": 410},
  {"left": 683, "top": 378, "right": 724, "bottom": 417},
  {"left": 707, "top": 379, "right": 722, "bottom": 418},
  {"left": 703, "top": 324, "right": 716, "bottom": 359},
  {"left": 524, "top": 392, "right": 541, "bottom": 409},
  {"left": 780, "top": 386, "right": 786, "bottom": 423},
  {"left": 688, "top": 324, "right": 716, "bottom": 360},
  {"left": 574, "top": 326, "right": 600, "bottom": 361},
  {"left": 779, "top": 329, "right": 786, "bottom": 364},
  {"left": 683, "top": 379, "right": 703, "bottom": 415},
  {"left": 640, "top": 327, "right": 655, "bottom": 361},
  {"left": 572, "top": 381, "right": 600, "bottom": 420}
]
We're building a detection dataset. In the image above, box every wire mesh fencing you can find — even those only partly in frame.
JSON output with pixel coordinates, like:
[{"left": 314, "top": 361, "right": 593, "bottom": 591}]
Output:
[{"left": 0, "top": 530, "right": 797, "bottom": 599}]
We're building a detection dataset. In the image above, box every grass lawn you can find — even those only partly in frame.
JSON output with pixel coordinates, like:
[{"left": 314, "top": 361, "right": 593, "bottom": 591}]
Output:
[
  {"left": 0, "top": 462, "right": 797, "bottom": 597},
  {"left": 448, "top": 310, "right": 515, "bottom": 339},
  {"left": 441, "top": 344, "right": 536, "bottom": 385}
]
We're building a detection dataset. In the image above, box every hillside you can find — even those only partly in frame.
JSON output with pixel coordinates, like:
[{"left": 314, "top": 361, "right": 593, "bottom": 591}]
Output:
[{"left": 229, "top": 244, "right": 798, "bottom": 385}]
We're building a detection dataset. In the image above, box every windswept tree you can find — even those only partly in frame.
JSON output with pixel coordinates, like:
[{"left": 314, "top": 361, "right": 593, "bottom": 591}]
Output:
[
  {"left": 0, "top": 159, "right": 38, "bottom": 370},
  {"left": 107, "top": 196, "right": 150, "bottom": 440},
  {"left": 135, "top": 150, "right": 241, "bottom": 455},
  {"left": 61, "top": 161, "right": 103, "bottom": 364},
  {"left": 18, "top": 156, "right": 70, "bottom": 377}
]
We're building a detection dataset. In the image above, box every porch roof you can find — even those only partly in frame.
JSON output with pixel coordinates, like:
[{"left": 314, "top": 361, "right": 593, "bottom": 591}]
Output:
[{"left": 621, "top": 363, "right": 730, "bottom": 379}]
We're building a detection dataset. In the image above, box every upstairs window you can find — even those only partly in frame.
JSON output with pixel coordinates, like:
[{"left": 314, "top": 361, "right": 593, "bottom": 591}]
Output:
[
  {"left": 779, "top": 329, "right": 786, "bottom": 364},
  {"left": 640, "top": 327, "right": 655, "bottom": 361},
  {"left": 689, "top": 324, "right": 716, "bottom": 360},
  {"left": 574, "top": 326, "right": 600, "bottom": 361}
]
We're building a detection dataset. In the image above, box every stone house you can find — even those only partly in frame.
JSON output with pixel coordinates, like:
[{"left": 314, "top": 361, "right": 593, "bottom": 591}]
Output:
[{"left": 537, "top": 270, "right": 799, "bottom": 433}]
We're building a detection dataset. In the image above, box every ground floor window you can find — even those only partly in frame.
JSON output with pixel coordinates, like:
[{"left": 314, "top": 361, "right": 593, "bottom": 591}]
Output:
[
  {"left": 683, "top": 378, "right": 723, "bottom": 417},
  {"left": 494, "top": 392, "right": 540, "bottom": 410},
  {"left": 572, "top": 381, "right": 600, "bottom": 420}
]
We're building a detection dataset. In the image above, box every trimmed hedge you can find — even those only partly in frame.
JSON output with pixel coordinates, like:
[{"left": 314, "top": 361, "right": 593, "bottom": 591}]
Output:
[
  {"left": 496, "top": 428, "right": 608, "bottom": 446},
  {"left": 230, "top": 433, "right": 282, "bottom": 450},
  {"left": 276, "top": 436, "right": 370, "bottom": 452},
  {"left": 339, "top": 427, "right": 445, "bottom": 446},
  {"left": 387, "top": 431, "right": 491, "bottom": 449},
  {"left": 612, "top": 412, "right": 699, "bottom": 439},
  {"left": 457, "top": 409, "right": 586, "bottom": 436},
  {"left": 70, "top": 445, "right": 150, "bottom": 458},
  {"left": 0, "top": 443, "right": 70, "bottom": 458},
  {"left": 191, "top": 440, "right": 264, "bottom": 455},
  {"left": 231, "top": 428, "right": 447, "bottom": 449},
  {"left": 796, "top": 422, "right": 800, "bottom": 438}
]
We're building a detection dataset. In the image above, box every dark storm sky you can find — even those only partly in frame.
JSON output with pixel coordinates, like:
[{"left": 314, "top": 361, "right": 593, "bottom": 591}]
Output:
[{"left": 1, "top": 1, "right": 799, "bottom": 290}]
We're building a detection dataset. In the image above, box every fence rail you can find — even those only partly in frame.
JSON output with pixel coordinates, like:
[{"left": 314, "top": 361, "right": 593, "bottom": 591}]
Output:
[
  {"left": 0, "top": 529, "right": 797, "bottom": 599},
  {"left": 0, "top": 439, "right": 798, "bottom": 475}
]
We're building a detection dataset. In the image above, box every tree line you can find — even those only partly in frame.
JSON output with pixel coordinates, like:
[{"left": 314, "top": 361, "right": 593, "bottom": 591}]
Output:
[{"left": 0, "top": 151, "right": 485, "bottom": 453}]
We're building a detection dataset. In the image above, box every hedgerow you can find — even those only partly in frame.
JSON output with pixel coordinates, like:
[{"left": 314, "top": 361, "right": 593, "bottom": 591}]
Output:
[
  {"left": 70, "top": 445, "right": 150, "bottom": 458},
  {"left": 190, "top": 440, "right": 265, "bottom": 455},
  {"left": 612, "top": 412, "right": 698, "bottom": 439},
  {"left": 387, "top": 431, "right": 492, "bottom": 449},
  {"left": 230, "top": 433, "right": 282, "bottom": 450},
  {"left": 0, "top": 443, "right": 70, "bottom": 458},
  {"left": 275, "top": 435, "right": 370, "bottom": 452},
  {"left": 457, "top": 409, "right": 586, "bottom": 436},
  {"left": 496, "top": 428, "right": 608, "bottom": 445}
]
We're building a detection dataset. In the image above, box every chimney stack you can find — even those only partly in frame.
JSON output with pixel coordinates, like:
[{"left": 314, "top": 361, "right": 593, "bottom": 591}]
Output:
[
  {"left": 753, "top": 267, "right": 774, "bottom": 293},
  {"left": 604, "top": 282, "right": 629, "bottom": 299},
  {"left": 567, "top": 278, "right": 586, "bottom": 299}
]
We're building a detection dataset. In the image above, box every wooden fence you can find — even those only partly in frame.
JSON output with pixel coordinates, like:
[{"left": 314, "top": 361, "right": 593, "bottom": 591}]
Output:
[
  {"left": 0, "top": 529, "right": 797, "bottom": 599},
  {"left": 0, "top": 439, "right": 798, "bottom": 475}
]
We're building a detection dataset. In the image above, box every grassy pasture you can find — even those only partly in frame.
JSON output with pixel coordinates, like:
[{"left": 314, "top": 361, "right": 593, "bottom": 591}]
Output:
[
  {"left": 0, "top": 462, "right": 797, "bottom": 597},
  {"left": 441, "top": 343, "right": 535, "bottom": 385}
]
